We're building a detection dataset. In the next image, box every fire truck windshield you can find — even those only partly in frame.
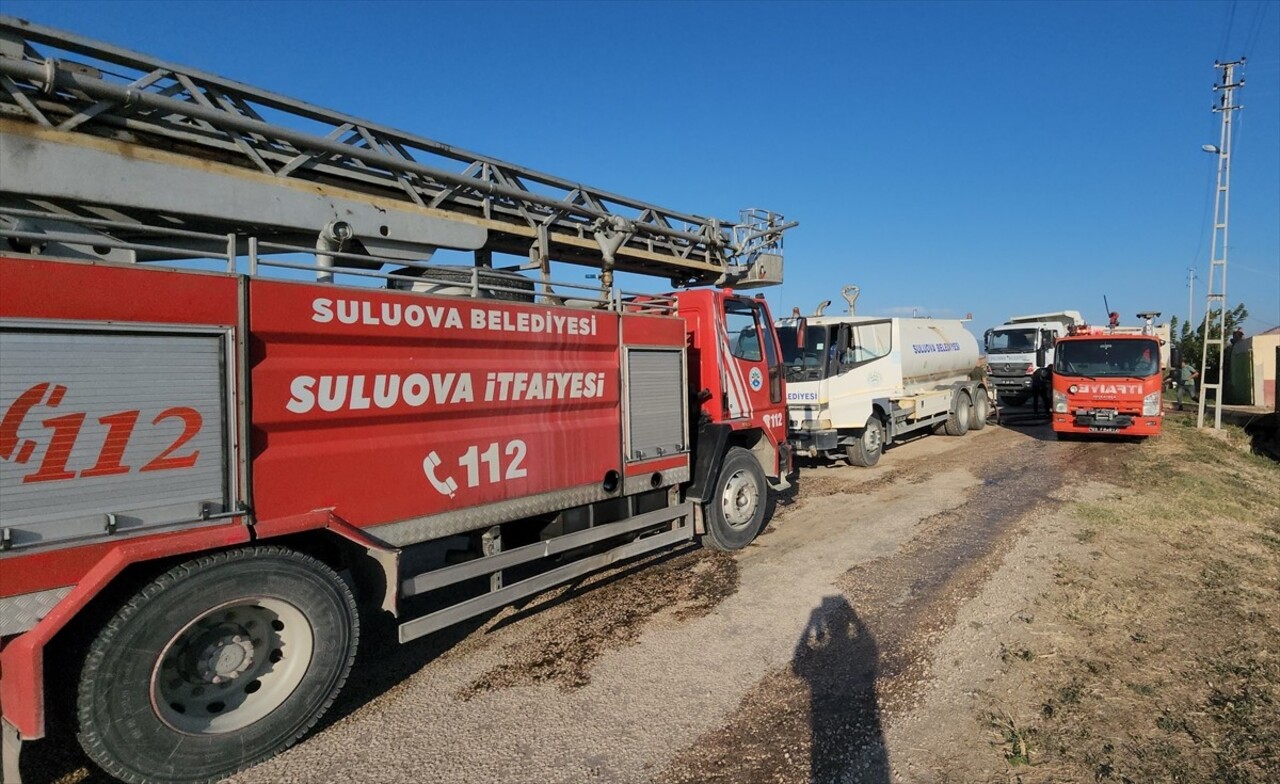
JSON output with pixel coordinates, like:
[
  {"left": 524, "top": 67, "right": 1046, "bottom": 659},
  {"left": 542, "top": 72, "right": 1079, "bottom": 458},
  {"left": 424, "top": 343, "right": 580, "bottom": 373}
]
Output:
[
  {"left": 778, "top": 325, "right": 833, "bottom": 382},
  {"left": 1056, "top": 338, "right": 1160, "bottom": 378}
]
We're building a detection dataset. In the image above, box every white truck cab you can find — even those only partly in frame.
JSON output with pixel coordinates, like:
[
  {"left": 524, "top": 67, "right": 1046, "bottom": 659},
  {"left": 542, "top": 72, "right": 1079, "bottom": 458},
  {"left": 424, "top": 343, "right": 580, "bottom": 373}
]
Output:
[{"left": 984, "top": 311, "right": 1084, "bottom": 406}]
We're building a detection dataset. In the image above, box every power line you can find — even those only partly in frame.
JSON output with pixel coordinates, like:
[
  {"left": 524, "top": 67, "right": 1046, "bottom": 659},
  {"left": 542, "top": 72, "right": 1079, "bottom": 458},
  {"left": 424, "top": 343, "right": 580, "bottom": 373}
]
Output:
[
  {"left": 1217, "top": 0, "right": 1238, "bottom": 59},
  {"left": 1241, "top": 0, "right": 1270, "bottom": 58}
]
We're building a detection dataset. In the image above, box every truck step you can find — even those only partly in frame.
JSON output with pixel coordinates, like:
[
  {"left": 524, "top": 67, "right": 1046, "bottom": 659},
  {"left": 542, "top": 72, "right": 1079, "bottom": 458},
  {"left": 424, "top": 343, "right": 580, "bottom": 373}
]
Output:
[{"left": 397, "top": 503, "right": 694, "bottom": 643}]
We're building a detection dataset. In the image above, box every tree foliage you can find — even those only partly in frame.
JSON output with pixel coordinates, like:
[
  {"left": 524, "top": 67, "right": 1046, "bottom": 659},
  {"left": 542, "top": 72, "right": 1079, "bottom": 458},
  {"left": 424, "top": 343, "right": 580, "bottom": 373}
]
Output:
[{"left": 1168, "top": 302, "right": 1249, "bottom": 382}]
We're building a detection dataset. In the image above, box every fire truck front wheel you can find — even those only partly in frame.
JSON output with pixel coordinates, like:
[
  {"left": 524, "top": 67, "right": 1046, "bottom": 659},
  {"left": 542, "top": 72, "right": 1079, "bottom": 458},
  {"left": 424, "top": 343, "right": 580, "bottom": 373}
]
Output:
[
  {"left": 702, "top": 446, "right": 768, "bottom": 551},
  {"left": 76, "top": 546, "right": 359, "bottom": 784}
]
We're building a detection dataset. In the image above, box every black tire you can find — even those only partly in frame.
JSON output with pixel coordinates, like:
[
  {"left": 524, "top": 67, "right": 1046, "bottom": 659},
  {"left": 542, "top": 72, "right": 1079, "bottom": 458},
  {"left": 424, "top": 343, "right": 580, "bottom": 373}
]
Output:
[
  {"left": 701, "top": 446, "right": 768, "bottom": 551},
  {"left": 77, "top": 546, "right": 359, "bottom": 784},
  {"left": 944, "top": 391, "right": 972, "bottom": 436},
  {"left": 969, "top": 389, "right": 989, "bottom": 431},
  {"left": 845, "top": 416, "right": 884, "bottom": 467}
]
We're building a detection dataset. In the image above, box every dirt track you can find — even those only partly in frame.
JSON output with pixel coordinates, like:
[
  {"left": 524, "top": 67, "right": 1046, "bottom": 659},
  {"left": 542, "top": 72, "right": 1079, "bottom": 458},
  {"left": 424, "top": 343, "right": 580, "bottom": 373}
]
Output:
[{"left": 27, "top": 408, "right": 1279, "bottom": 784}]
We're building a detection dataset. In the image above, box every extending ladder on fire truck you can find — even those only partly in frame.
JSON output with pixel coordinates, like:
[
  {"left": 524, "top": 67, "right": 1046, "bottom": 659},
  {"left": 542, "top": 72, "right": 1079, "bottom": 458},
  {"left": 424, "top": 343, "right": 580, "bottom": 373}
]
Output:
[{"left": 0, "top": 15, "right": 792, "bottom": 292}]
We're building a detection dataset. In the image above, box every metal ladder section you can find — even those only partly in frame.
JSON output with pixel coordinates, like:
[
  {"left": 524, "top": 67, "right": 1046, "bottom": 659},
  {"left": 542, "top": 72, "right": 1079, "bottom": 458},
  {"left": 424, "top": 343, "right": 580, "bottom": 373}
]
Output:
[{"left": 0, "top": 16, "right": 794, "bottom": 287}]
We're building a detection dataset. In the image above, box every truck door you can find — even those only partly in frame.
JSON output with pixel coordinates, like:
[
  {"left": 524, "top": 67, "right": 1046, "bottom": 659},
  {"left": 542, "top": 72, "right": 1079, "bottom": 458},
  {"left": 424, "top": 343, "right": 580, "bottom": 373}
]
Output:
[{"left": 722, "top": 296, "right": 784, "bottom": 418}]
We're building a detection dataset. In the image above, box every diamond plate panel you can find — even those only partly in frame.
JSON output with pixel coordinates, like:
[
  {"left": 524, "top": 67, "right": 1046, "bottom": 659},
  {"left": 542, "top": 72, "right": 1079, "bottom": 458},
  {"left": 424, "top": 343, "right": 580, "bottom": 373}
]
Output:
[{"left": 0, "top": 585, "right": 73, "bottom": 636}]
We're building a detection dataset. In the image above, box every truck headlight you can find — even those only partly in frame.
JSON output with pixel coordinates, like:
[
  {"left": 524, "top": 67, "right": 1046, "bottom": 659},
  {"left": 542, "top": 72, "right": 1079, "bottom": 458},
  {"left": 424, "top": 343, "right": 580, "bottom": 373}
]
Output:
[
  {"left": 1053, "top": 390, "right": 1068, "bottom": 413},
  {"left": 1143, "top": 391, "right": 1161, "bottom": 416}
]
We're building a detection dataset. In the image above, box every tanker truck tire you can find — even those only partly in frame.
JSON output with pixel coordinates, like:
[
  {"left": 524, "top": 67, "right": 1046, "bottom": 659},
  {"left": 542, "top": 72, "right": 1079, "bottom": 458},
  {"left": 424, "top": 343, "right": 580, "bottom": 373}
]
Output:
[
  {"left": 702, "top": 447, "right": 767, "bottom": 551},
  {"left": 76, "top": 546, "right": 359, "bottom": 784},
  {"left": 969, "top": 390, "right": 989, "bottom": 431},
  {"left": 944, "top": 391, "right": 972, "bottom": 436},
  {"left": 845, "top": 417, "right": 884, "bottom": 467}
]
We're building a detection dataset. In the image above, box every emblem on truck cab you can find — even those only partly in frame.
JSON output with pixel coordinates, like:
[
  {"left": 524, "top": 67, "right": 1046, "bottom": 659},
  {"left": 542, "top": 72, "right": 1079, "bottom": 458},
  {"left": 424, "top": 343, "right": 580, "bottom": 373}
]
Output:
[{"left": 749, "top": 367, "right": 764, "bottom": 391}]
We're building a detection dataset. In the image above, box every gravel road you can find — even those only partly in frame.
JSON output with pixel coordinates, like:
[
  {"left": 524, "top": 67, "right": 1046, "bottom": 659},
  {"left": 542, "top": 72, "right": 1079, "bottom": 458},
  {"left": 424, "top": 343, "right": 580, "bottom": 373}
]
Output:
[
  {"left": 230, "top": 422, "right": 1049, "bottom": 784},
  {"left": 32, "top": 413, "right": 1095, "bottom": 784}
]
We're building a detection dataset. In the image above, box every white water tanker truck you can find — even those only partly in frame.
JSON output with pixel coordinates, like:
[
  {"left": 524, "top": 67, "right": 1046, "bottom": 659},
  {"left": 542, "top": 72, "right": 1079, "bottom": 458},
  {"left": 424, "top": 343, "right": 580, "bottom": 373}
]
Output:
[{"left": 776, "top": 287, "right": 987, "bottom": 466}]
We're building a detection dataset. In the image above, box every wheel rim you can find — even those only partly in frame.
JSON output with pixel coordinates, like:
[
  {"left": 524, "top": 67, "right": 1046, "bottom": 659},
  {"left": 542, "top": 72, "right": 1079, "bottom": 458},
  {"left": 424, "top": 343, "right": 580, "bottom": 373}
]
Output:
[
  {"left": 720, "top": 468, "right": 760, "bottom": 529},
  {"left": 864, "top": 423, "right": 882, "bottom": 453},
  {"left": 150, "top": 597, "right": 315, "bottom": 735}
]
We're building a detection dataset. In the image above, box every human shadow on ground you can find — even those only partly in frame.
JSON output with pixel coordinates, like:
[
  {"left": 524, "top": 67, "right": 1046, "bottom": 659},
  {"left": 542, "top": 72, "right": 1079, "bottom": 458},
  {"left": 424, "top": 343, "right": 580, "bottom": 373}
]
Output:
[{"left": 792, "top": 595, "right": 890, "bottom": 784}]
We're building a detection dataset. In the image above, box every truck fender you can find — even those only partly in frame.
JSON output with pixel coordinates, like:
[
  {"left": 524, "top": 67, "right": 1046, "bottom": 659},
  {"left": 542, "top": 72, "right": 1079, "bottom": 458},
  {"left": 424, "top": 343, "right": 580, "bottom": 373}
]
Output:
[
  {"left": 0, "top": 522, "right": 251, "bottom": 741},
  {"left": 871, "top": 398, "right": 894, "bottom": 442},
  {"left": 0, "top": 511, "right": 398, "bottom": 744},
  {"left": 685, "top": 422, "right": 733, "bottom": 529},
  {"left": 251, "top": 510, "right": 400, "bottom": 617}
]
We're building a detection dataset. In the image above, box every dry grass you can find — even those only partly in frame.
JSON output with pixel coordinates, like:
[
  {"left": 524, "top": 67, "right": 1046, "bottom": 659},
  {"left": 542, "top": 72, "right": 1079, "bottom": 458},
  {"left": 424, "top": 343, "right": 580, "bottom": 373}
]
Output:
[{"left": 985, "top": 422, "right": 1280, "bottom": 783}]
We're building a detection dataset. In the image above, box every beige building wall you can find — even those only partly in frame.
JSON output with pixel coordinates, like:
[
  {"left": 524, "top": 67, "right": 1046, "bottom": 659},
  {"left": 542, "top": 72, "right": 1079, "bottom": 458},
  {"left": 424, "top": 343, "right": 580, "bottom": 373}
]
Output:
[{"left": 1233, "top": 330, "right": 1279, "bottom": 408}]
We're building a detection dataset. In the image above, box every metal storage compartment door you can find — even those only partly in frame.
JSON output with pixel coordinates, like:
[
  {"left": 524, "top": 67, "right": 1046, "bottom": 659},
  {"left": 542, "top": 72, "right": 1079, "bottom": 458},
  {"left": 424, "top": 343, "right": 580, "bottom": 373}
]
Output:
[
  {"left": 0, "top": 327, "right": 230, "bottom": 550},
  {"left": 625, "top": 348, "right": 686, "bottom": 461}
]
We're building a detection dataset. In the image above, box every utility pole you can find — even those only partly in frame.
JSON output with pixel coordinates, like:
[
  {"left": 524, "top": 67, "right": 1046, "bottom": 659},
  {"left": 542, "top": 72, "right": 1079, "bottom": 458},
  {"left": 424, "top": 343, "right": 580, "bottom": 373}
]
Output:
[
  {"left": 1186, "top": 267, "right": 1197, "bottom": 327},
  {"left": 1197, "top": 58, "right": 1244, "bottom": 430}
]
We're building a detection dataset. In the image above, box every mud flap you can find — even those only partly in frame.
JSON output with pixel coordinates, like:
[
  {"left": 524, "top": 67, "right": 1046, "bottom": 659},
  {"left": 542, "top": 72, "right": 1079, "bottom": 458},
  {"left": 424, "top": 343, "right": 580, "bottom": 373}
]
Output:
[
  {"left": 2, "top": 719, "right": 21, "bottom": 784},
  {"left": 769, "top": 441, "right": 793, "bottom": 491},
  {"left": 685, "top": 422, "right": 732, "bottom": 505}
]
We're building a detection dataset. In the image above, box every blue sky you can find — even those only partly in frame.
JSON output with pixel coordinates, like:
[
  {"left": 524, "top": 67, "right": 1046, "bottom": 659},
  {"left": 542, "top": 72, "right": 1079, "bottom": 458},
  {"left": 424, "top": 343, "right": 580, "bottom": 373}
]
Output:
[{"left": 5, "top": 0, "right": 1278, "bottom": 337}]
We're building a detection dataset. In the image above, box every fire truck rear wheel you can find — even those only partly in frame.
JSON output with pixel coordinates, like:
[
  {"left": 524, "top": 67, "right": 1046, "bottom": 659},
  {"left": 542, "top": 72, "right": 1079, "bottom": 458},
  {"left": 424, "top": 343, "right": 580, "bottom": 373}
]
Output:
[
  {"left": 76, "top": 546, "right": 359, "bottom": 784},
  {"left": 944, "top": 392, "right": 972, "bottom": 436},
  {"left": 845, "top": 417, "right": 884, "bottom": 467},
  {"left": 702, "top": 446, "right": 767, "bottom": 551},
  {"left": 969, "top": 389, "right": 989, "bottom": 431}
]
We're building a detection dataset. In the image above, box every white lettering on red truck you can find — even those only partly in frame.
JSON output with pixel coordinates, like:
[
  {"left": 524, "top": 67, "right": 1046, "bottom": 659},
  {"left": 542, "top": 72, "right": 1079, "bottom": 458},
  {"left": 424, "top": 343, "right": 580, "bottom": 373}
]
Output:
[
  {"left": 311, "top": 297, "right": 598, "bottom": 336},
  {"left": 285, "top": 371, "right": 607, "bottom": 414},
  {"left": 422, "top": 439, "right": 529, "bottom": 498},
  {"left": 1074, "top": 383, "right": 1143, "bottom": 395}
]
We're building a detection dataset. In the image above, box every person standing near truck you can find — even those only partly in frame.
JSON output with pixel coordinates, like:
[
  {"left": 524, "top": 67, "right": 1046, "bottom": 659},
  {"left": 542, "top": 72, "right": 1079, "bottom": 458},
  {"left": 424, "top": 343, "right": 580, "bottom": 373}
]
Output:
[{"left": 1176, "top": 358, "right": 1199, "bottom": 410}]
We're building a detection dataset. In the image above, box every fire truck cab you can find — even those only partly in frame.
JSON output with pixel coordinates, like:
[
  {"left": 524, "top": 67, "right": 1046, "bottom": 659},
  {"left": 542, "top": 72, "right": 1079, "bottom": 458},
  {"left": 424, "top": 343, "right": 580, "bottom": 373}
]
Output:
[{"left": 1050, "top": 316, "right": 1168, "bottom": 439}]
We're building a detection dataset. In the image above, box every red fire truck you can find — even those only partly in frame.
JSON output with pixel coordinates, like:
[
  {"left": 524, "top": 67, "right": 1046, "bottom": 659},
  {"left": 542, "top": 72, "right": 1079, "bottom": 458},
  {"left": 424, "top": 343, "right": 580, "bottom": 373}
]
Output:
[
  {"left": 1050, "top": 313, "right": 1168, "bottom": 439},
  {"left": 0, "top": 18, "right": 795, "bottom": 783}
]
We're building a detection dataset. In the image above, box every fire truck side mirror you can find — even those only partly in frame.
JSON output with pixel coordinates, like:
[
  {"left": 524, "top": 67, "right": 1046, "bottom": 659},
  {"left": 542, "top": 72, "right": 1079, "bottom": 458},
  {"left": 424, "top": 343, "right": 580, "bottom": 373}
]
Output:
[
  {"left": 795, "top": 317, "right": 807, "bottom": 348},
  {"left": 1170, "top": 346, "right": 1181, "bottom": 370}
]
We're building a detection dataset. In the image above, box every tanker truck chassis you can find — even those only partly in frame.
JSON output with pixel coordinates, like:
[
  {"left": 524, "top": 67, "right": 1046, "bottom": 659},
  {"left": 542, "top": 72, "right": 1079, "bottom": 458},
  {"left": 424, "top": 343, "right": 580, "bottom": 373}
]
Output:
[{"left": 776, "top": 311, "right": 987, "bottom": 467}]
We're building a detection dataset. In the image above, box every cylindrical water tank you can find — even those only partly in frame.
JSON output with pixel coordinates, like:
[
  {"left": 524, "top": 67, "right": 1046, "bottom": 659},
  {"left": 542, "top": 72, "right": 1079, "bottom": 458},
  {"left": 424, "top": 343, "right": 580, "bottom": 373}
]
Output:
[{"left": 897, "top": 319, "right": 981, "bottom": 393}]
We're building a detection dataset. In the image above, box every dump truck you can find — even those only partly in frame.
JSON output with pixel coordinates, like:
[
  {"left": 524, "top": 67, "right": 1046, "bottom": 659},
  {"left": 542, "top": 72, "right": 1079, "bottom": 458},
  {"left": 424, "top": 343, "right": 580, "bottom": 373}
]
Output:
[
  {"left": 0, "top": 18, "right": 797, "bottom": 783},
  {"left": 777, "top": 287, "right": 987, "bottom": 466},
  {"left": 984, "top": 311, "right": 1085, "bottom": 406}
]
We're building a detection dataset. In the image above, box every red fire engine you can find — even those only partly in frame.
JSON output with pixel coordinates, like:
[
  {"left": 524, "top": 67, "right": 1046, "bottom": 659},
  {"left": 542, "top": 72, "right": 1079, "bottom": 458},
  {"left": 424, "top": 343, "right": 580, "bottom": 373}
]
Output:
[
  {"left": 0, "top": 18, "right": 795, "bottom": 783},
  {"left": 1050, "top": 313, "right": 1168, "bottom": 439}
]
